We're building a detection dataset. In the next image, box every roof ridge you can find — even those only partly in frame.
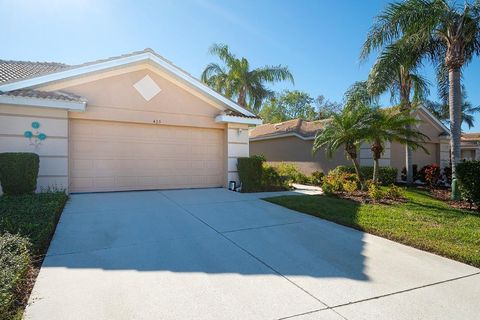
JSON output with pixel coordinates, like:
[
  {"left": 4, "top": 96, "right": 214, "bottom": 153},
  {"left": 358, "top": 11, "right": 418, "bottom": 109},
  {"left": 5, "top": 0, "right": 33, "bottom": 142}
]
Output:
[{"left": 0, "top": 59, "right": 68, "bottom": 66}]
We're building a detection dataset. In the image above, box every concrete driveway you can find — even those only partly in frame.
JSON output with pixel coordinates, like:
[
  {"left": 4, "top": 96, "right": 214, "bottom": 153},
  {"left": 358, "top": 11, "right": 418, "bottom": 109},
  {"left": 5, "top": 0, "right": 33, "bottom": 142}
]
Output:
[{"left": 25, "top": 188, "right": 479, "bottom": 320}]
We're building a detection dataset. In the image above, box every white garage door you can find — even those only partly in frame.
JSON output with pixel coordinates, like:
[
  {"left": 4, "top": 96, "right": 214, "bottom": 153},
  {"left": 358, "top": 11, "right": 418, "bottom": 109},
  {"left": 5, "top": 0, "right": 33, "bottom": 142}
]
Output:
[{"left": 69, "top": 120, "right": 225, "bottom": 192}]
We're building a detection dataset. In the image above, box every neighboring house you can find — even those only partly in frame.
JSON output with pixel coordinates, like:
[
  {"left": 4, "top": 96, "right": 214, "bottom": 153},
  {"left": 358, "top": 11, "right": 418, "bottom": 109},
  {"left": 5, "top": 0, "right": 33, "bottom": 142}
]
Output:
[
  {"left": 461, "top": 133, "right": 480, "bottom": 161},
  {"left": 0, "top": 49, "right": 261, "bottom": 193},
  {"left": 250, "top": 106, "right": 452, "bottom": 178}
]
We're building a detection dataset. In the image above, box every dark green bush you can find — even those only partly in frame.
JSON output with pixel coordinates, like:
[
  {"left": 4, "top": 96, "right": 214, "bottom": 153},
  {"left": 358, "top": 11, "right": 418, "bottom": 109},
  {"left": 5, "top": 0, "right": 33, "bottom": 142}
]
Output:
[
  {"left": 0, "top": 153, "right": 40, "bottom": 195},
  {"left": 262, "top": 164, "right": 289, "bottom": 191},
  {"left": 275, "top": 163, "right": 309, "bottom": 184},
  {"left": 456, "top": 161, "right": 480, "bottom": 209},
  {"left": 310, "top": 171, "right": 324, "bottom": 186},
  {"left": 0, "top": 233, "right": 31, "bottom": 320},
  {"left": 335, "top": 165, "right": 398, "bottom": 185},
  {"left": 0, "top": 192, "right": 67, "bottom": 254},
  {"left": 237, "top": 155, "right": 265, "bottom": 192}
]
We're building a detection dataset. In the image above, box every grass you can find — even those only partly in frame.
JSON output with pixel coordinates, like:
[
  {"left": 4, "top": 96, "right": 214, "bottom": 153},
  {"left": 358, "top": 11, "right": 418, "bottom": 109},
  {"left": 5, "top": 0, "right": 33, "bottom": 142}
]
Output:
[
  {"left": 0, "top": 192, "right": 67, "bottom": 320},
  {"left": 264, "top": 188, "right": 480, "bottom": 268}
]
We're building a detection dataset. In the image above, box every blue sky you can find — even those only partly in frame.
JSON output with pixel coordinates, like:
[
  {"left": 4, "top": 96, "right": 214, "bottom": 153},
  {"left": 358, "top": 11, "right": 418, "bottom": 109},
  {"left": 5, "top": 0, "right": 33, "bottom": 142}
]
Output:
[{"left": 1, "top": 0, "right": 479, "bottom": 131}]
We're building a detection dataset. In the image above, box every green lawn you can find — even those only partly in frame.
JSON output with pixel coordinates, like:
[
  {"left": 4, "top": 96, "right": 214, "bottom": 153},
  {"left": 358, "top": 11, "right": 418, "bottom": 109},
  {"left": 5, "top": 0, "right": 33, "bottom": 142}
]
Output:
[
  {"left": 0, "top": 192, "right": 67, "bottom": 320},
  {"left": 264, "top": 188, "right": 480, "bottom": 268}
]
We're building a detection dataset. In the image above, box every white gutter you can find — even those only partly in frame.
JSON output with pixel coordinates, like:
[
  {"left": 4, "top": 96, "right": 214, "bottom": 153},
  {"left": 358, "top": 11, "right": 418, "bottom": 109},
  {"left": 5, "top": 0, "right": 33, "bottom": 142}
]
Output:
[
  {"left": 0, "top": 95, "right": 86, "bottom": 111},
  {"left": 215, "top": 114, "right": 262, "bottom": 125}
]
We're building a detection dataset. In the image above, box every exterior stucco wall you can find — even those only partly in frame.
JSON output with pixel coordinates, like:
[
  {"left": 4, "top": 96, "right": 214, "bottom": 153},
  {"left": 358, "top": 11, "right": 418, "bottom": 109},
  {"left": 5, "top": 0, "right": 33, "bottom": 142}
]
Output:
[
  {"left": 390, "top": 142, "right": 439, "bottom": 175},
  {"left": 227, "top": 123, "right": 249, "bottom": 186},
  {"left": 250, "top": 136, "right": 350, "bottom": 174},
  {"left": 0, "top": 105, "right": 69, "bottom": 194}
]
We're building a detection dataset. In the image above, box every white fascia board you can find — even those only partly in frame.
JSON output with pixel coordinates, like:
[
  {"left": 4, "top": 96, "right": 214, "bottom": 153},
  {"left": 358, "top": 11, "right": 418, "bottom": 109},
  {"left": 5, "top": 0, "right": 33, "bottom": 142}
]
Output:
[
  {"left": 0, "top": 95, "right": 86, "bottom": 111},
  {"left": 215, "top": 114, "right": 262, "bottom": 125},
  {"left": 418, "top": 105, "right": 451, "bottom": 134},
  {"left": 0, "top": 52, "right": 256, "bottom": 118},
  {"left": 249, "top": 132, "right": 315, "bottom": 141}
]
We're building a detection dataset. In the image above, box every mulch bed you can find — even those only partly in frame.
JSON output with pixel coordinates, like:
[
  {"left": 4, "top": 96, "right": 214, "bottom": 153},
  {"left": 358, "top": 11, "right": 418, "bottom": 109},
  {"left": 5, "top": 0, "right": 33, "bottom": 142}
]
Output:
[
  {"left": 429, "top": 188, "right": 479, "bottom": 212},
  {"left": 334, "top": 190, "right": 406, "bottom": 205}
]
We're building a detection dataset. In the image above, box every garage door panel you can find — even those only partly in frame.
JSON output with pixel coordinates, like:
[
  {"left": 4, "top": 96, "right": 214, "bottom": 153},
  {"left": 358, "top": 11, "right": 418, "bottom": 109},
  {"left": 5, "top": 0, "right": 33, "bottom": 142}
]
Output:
[{"left": 70, "top": 120, "right": 225, "bottom": 192}]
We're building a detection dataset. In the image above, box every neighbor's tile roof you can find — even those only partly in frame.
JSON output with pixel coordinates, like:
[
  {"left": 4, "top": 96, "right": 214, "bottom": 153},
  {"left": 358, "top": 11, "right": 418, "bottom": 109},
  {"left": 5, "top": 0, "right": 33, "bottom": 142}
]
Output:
[
  {"left": 249, "top": 118, "right": 330, "bottom": 139},
  {"left": 0, "top": 60, "right": 70, "bottom": 84},
  {"left": 0, "top": 89, "right": 86, "bottom": 103},
  {"left": 461, "top": 132, "right": 480, "bottom": 142}
]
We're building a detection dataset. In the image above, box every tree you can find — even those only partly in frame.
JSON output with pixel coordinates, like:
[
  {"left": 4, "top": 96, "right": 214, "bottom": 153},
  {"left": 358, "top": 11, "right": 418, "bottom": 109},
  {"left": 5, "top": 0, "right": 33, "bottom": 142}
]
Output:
[
  {"left": 315, "top": 95, "right": 343, "bottom": 119},
  {"left": 361, "top": 17, "right": 430, "bottom": 185},
  {"left": 425, "top": 87, "right": 480, "bottom": 129},
  {"left": 366, "top": 107, "right": 429, "bottom": 183},
  {"left": 258, "top": 90, "right": 317, "bottom": 123},
  {"left": 360, "top": 0, "right": 480, "bottom": 198},
  {"left": 201, "top": 43, "right": 294, "bottom": 112},
  {"left": 313, "top": 82, "right": 377, "bottom": 189}
]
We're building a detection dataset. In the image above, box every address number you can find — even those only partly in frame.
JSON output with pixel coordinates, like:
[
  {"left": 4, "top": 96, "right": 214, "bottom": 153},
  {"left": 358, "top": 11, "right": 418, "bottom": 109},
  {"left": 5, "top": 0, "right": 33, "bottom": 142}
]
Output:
[{"left": 153, "top": 120, "right": 162, "bottom": 124}]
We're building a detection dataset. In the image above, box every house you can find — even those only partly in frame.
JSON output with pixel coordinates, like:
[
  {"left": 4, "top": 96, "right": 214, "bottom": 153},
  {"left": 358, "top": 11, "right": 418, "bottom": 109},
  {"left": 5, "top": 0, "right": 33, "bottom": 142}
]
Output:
[
  {"left": 0, "top": 49, "right": 261, "bottom": 193},
  {"left": 461, "top": 133, "right": 480, "bottom": 160},
  {"left": 250, "top": 106, "right": 453, "bottom": 178}
]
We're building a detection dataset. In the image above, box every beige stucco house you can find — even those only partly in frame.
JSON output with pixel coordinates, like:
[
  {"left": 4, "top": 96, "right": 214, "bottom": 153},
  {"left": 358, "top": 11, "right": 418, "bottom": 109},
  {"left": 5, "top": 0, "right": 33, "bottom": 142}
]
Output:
[
  {"left": 0, "top": 49, "right": 261, "bottom": 193},
  {"left": 250, "top": 106, "right": 456, "bottom": 179},
  {"left": 461, "top": 133, "right": 480, "bottom": 161}
]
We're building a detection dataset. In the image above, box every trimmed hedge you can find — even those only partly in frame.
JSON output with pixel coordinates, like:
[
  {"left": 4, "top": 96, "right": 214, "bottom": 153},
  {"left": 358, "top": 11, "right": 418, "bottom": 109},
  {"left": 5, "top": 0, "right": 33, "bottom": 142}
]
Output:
[
  {"left": 456, "top": 160, "right": 480, "bottom": 209},
  {"left": 335, "top": 165, "right": 398, "bottom": 185},
  {"left": 0, "top": 233, "right": 31, "bottom": 320},
  {"left": 0, "top": 153, "right": 40, "bottom": 195},
  {"left": 237, "top": 155, "right": 265, "bottom": 192}
]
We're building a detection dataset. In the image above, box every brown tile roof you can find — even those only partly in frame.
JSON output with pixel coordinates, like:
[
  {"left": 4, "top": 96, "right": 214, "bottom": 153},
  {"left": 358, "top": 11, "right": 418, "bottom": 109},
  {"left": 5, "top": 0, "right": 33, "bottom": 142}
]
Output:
[
  {"left": 0, "top": 89, "right": 86, "bottom": 103},
  {"left": 249, "top": 118, "right": 330, "bottom": 139},
  {"left": 461, "top": 132, "right": 480, "bottom": 142},
  {"left": 0, "top": 60, "right": 69, "bottom": 84},
  {"left": 223, "top": 109, "right": 260, "bottom": 119}
]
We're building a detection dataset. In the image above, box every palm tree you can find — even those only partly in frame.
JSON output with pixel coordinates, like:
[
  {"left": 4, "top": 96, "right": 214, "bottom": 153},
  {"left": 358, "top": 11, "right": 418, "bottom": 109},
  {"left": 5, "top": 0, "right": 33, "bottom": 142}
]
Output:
[
  {"left": 313, "top": 83, "right": 376, "bottom": 189},
  {"left": 361, "top": 38, "right": 430, "bottom": 184},
  {"left": 360, "top": 0, "right": 480, "bottom": 198},
  {"left": 201, "top": 43, "right": 294, "bottom": 112},
  {"left": 366, "top": 107, "right": 429, "bottom": 183}
]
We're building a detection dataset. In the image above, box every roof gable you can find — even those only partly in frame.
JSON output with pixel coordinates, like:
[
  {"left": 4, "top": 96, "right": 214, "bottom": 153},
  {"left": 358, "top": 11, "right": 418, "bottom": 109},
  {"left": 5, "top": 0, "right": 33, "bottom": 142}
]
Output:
[{"left": 0, "top": 49, "right": 256, "bottom": 118}]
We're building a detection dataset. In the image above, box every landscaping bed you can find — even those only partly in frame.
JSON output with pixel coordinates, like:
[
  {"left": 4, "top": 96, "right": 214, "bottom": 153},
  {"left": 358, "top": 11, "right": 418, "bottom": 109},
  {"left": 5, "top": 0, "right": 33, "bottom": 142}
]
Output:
[
  {"left": 0, "top": 192, "right": 67, "bottom": 320},
  {"left": 264, "top": 188, "right": 480, "bottom": 268}
]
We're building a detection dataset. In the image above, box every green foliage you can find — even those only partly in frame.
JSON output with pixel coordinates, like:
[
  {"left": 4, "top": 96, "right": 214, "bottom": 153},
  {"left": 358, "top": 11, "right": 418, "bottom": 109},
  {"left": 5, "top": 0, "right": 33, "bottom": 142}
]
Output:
[
  {"left": 343, "top": 180, "right": 358, "bottom": 193},
  {"left": 0, "top": 153, "right": 40, "bottom": 195},
  {"left": 322, "top": 170, "right": 358, "bottom": 194},
  {"left": 275, "top": 162, "right": 309, "bottom": 184},
  {"left": 237, "top": 155, "right": 265, "bottom": 192},
  {"left": 385, "top": 184, "right": 405, "bottom": 199},
  {"left": 261, "top": 164, "right": 289, "bottom": 191},
  {"left": 0, "top": 192, "right": 67, "bottom": 255},
  {"left": 368, "top": 183, "right": 384, "bottom": 202},
  {"left": 335, "top": 165, "right": 398, "bottom": 185},
  {"left": 0, "top": 233, "right": 31, "bottom": 320},
  {"left": 310, "top": 171, "right": 324, "bottom": 186},
  {"left": 456, "top": 161, "right": 480, "bottom": 209}
]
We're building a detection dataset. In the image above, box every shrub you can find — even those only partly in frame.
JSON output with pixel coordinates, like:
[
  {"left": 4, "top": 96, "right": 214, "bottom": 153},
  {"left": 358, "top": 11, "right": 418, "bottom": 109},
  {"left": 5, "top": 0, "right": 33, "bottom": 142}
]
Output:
[
  {"left": 424, "top": 164, "right": 441, "bottom": 188},
  {"left": 0, "top": 153, "right": 40, "bottom": 195},
  {"left": 335, "top": 165, "right": 397, "bottom": 185},
  {"left": 0, "top": 233, "right": 31, "bottom": 320},
  {"left": 310, "top": 171, "right": 324, "bottom": 186},
  {"left": 322, "top": 170, "right": 358, "bottom": 193},
  {"left": 262, "top": 164, "right": 289, "bottom": 191},
  {"left": 368, "top": 183, "right": 384, "bottom": 202},
  {"left": 456, "top": 161, "right": 480, "bottom": 209},
  {"left": 237, "top": 155, "right": 265, "bottom": 192},
  {"left": 385, "top": 184, "right": 405, "bottom": 199},
  {"left": 342, "top": 179, "right": 358, "bottom": 193},
  {"left": 275, "top": 163, "right": 309, "bottom": 184}
]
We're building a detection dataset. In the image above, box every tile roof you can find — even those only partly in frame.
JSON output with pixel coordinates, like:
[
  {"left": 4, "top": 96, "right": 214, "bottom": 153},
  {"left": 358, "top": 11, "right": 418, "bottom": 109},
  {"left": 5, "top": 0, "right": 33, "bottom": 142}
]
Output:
[
  {"left": 0, "top": 89, "right": 86, "bottom": 103},
  {"left": 250, "top": 118, "right": 330, "bottom": 139},
  {"left": 461, "top": 132, "right": 480, "bottom": 142},
  {"left": 223, "top": 109, "right": 261, "bottom": 119},
  {"left": 0, "top": 60, "right": 69, "bottom": 84}
]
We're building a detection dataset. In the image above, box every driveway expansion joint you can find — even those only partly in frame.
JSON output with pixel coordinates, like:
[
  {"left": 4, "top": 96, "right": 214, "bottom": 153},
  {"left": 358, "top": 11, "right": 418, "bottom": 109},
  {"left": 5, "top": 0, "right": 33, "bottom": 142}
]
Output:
[{"left": 220, "top": 221, "right": 303, "bottom": 234}]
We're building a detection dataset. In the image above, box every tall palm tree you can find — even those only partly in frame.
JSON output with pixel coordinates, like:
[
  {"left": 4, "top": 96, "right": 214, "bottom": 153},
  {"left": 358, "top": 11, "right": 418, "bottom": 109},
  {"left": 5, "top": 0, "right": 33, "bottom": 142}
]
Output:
[
  {"left": 360, "top": 0, "right": 480, "bottom": 198},
  {"left": 366, "top": 107, "right": 429, "bottom": 183},
  {"left": 201, "top": 43, "right": 294, "bottom": 112},
  {"left": 361, "top": 38, "right": 430, "bottom": 184}
]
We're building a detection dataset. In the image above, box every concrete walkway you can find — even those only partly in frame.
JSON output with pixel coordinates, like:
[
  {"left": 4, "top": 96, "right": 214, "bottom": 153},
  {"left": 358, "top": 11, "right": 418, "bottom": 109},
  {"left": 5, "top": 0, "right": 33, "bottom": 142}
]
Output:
[{"left": 25, "top": 188, "right": 479, "bottom": 320}]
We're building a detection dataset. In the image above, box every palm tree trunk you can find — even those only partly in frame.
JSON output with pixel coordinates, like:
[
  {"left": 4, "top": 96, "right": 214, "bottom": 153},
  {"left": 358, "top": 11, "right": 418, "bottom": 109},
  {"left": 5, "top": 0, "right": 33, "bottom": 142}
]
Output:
[
  {"left": 237, "top": 87, "right": 247, "bottom": 108},
  {"left": 373, "top": 158, "right": 379, "bottom": 183},
  {"left": 405, "top": 127, "right": 414, "bottom": 185},
  {"left": 351, "top": 157, "right": 364, "bottom": 190},
  {"left": 449, "top": 68, "right": 462, "bottom": 200}
]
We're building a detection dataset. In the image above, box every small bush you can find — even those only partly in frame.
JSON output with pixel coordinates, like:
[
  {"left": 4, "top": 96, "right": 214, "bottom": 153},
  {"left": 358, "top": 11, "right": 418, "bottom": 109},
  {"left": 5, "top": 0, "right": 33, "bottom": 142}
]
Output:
[
  {"left": 310, "top": 171, "right": 324, "bottom": 186},
  {"left": 342, "top": 180, "right": 358, "bottom": 193},
  {"left": 335, "top": 165, "right": 397, "bottom": 185},
  {"left": 385, "top": 184, "right": 405, "bottom": 199},
  {"left": 237, "top": 155, "right": 265, "bottom": 192},
  {"left": 275, "top": 163, "right": 309, "bottom": 184},
  {"left": 0, "top": 233, "right": 31, "bottom": 320},
  {"left": 322, "top": 170, "right": 358, "bottom": 193},
  {"left": 368, "top": 183, "right": 384, "bottom": 202},
  {"left": 424, "top": 164, "right": 441, "bottom": 188},
  {"left": 456, "top": 161, "right": 480, "bottom": 209},
  {"left": 0, "top": 153, "right": 40, "bottom": 195},
  {"left": 262, "top": 164, "right": 289, "bottom": 191}
]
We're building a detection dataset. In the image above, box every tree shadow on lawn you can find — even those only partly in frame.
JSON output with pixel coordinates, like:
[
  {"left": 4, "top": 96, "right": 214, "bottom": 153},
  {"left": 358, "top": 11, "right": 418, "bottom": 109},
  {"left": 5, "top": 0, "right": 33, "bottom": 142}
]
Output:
[{"left": 40, "top": 191, "right": 369, "bottom": 281}]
